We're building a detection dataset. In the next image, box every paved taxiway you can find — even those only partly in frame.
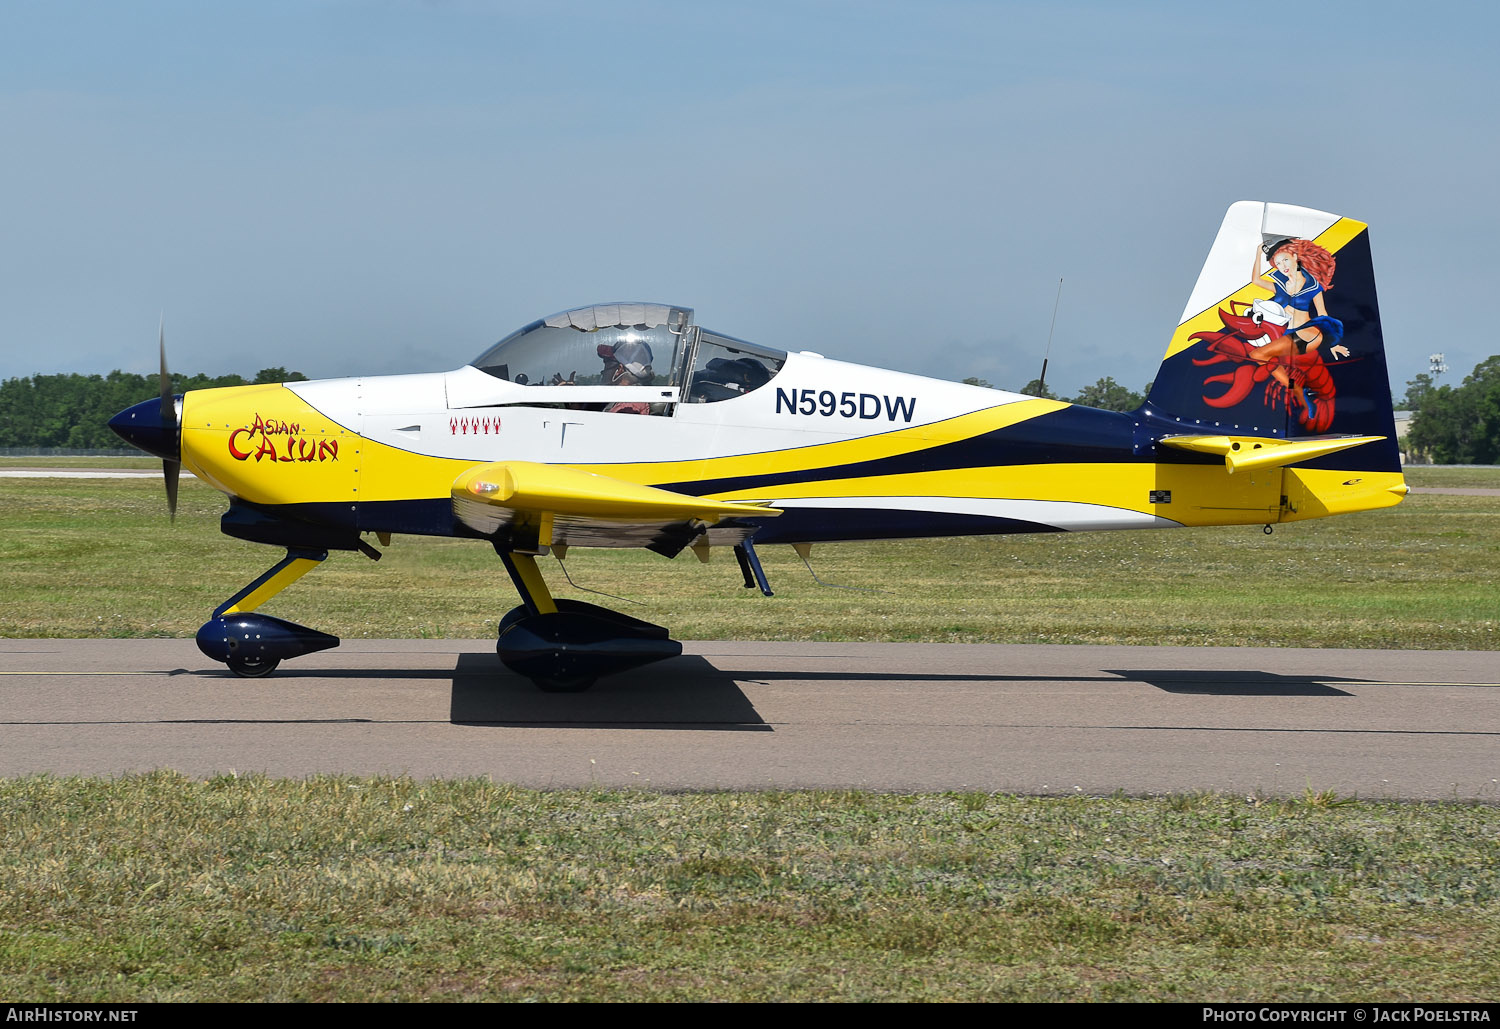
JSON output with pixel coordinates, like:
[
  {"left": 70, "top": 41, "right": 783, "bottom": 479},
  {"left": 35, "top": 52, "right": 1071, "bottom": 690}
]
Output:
[{"left": 2, "top": 639, "right": 1495, "bottom": 800}]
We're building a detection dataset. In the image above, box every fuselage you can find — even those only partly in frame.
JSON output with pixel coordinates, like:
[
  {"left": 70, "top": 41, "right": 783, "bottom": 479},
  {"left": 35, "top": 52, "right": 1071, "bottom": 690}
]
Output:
[{"left": 170, "top": 350, "right": 1402, "bottom": 549}]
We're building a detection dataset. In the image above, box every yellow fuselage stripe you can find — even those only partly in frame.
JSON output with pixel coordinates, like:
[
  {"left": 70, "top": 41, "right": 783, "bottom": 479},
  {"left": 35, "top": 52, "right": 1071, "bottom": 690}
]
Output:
[{"left": 710, "top": 463, "right": 1406, "bottom": 526}]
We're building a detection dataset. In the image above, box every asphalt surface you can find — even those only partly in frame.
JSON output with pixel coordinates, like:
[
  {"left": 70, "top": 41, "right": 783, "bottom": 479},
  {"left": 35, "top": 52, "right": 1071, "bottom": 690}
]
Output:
[{"left": 2, "top": 638, "right": 1496, "bottom": 800}]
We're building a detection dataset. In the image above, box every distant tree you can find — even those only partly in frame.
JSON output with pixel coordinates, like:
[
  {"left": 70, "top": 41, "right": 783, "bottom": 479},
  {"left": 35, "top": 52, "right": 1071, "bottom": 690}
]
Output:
[
  {"left": 1407, "top": 356, "right": 1500, "bottom": 464},
  {"left": 0, "top": 369, "right": 309, "bottom": 449},
  {"left": 252, "top": 367, "right": 309, "bottom": 384},
  {"left": 1018, "top": 378, "right": 1058, "bottom": 400},
  {"left": 1401, "top": 372, "right": 1437, "bottom": 412},
  {"left": 961, "top": 376, "right": 994, "bottom": 389},
  {"left": 1068, "top": 376, "right": 1142, "bottom": 412},
  {"left": 177, "top": 372, "right": 247, "bottom": 392}
]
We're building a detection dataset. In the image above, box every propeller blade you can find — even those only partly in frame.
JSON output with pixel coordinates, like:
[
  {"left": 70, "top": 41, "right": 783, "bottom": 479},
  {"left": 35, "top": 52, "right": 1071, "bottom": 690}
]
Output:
[
  {"left": 163, "top": 458, "right": 180, "bottom": 521},
  {"left": 158, "top": 321, "right": 174, "bottom": 422},
  {"left": 158, "top": 321, "right": 180, "bottom": 521}
]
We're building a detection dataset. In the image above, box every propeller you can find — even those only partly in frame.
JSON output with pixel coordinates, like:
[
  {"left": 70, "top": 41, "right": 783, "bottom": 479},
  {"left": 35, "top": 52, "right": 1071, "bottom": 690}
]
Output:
[{"left": 158, "top": 320, "right": 180, "bottom": 521}]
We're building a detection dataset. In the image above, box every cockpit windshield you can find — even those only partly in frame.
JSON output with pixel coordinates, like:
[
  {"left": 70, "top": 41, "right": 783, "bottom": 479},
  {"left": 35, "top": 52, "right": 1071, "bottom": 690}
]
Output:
[
  {"left": 471, "top": 303, "right": 692, "bottom": 387},
  {"left": 470, "top": 303, "right": 789, "bottom": 406}
]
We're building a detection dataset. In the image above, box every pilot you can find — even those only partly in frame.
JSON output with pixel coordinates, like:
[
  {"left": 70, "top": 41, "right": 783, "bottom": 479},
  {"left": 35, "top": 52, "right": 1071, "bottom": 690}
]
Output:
[{"left": 597, "top": 341, "right": 654, "bottom": 414}]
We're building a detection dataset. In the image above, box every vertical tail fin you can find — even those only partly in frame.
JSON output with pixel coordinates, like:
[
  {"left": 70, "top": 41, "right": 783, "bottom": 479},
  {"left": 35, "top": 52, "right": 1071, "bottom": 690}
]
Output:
[{"left": 1143, "top": 202, "right": 1400, "bottom": 474}]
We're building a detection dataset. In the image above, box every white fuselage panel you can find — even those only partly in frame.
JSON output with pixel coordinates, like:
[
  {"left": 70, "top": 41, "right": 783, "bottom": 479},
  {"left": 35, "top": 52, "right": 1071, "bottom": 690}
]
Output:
[{"left": 290, "top": 357, "right": 1035, "bottom": 466}]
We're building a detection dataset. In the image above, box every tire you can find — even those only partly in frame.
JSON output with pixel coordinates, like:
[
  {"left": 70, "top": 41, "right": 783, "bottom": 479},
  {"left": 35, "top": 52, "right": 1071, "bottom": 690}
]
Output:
[{"left": 227, "top": 656, "right": 281, "bottom": 678}]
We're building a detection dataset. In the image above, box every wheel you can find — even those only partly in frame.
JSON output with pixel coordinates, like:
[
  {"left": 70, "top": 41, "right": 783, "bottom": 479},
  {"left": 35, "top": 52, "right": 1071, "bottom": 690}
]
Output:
[{"left": 227, "top": 656, "right": 281, "bottom": 678}]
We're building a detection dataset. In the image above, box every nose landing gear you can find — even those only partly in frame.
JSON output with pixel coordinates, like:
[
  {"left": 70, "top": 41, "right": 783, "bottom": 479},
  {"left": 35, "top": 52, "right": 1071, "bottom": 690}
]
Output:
[{"left": 195, "top": 549, "right": 340, "bottom": 676}]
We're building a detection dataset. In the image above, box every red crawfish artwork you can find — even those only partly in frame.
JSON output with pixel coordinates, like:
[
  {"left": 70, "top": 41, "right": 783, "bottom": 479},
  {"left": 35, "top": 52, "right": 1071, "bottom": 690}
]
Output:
[{"left": 1190, "top": 301, "right": 1346, "bottom": 433}]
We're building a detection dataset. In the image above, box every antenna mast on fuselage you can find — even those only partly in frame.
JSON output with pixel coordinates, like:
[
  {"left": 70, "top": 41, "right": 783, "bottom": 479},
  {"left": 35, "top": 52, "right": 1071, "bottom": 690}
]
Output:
[{"left": 1036, "top": 277, "right": 1063, "bottom": 395}]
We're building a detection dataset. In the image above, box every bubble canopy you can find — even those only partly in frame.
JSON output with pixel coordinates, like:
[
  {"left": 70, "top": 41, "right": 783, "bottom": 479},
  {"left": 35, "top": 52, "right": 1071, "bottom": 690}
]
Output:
[
  {"left": 471, "top": 303, "right": 692, "bottom": 387},
  {"left": 470, "top": 303, "right": 789, "bottom": 405}
]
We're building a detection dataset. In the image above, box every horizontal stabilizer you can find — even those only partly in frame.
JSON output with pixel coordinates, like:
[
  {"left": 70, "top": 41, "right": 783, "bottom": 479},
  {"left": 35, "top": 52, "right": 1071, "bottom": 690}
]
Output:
[{"left": 1159, "top": 434, "right": 1385, "bottom": 475}]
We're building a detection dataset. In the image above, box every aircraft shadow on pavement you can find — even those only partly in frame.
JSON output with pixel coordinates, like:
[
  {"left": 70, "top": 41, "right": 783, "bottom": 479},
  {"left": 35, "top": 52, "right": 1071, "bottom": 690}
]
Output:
[
  {"left": 628, "top": 666, "right": 1366, "bottom": 697},
  {"left": 448, "top": 653, "right": 771, "bottom": 730},
  {"left": 668, "top": 665, "right": 1367, "bottom": 697},
  {"left": 1106, "top": 670, "right": 1360, "bottom": 696}
]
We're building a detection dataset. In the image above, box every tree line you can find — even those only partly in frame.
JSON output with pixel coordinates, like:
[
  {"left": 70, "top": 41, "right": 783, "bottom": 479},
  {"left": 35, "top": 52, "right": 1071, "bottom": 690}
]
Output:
[
  {"left": 10, "top": 366, "right": 1147, "bottom": 449},
  {"left": 0, "top": 369, "right": 306, "bottom": 449}
]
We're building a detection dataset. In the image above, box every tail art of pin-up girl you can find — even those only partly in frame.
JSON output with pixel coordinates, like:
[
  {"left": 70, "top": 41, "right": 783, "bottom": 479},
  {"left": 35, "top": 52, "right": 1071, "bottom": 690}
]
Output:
[
  {"left": 1251, "top": 236, "right": 1349, "bottom": 367},
  {"left": 1187, "top": 236, "right": 1350, "bottom": 432}
]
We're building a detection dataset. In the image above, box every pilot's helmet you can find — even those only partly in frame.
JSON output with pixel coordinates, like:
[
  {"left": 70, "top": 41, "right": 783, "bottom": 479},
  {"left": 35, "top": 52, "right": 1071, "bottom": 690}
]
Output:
[{"left": 599, "top": 340, "right": 653, "bottom": 384}]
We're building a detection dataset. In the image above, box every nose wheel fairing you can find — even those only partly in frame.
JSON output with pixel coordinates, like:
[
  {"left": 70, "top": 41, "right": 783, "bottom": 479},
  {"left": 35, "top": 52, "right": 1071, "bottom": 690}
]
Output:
[{"left": 197, "top": 611, "right": 340, "bottom": 676}]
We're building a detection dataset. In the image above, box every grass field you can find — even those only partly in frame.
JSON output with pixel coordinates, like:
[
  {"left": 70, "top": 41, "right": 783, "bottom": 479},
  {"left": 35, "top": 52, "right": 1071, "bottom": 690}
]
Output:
[
  {"left": 1, "top": 775, "right": 1497, "bottom": 1002},
  {"left": 1405, "top": 465, "right": 1500, "bottom": 488},
  {"left": 1, "top": 466, "right": 1496, "bottom": 648},
  {"left": 2, "top": 463, "right": 1497, "bottom": 1001}
]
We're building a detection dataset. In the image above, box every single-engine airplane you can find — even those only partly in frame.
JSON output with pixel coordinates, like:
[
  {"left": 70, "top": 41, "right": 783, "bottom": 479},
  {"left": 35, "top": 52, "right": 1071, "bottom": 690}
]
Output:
[{"left": 110, "top": 201, "right": 1407, "bottom": 690}]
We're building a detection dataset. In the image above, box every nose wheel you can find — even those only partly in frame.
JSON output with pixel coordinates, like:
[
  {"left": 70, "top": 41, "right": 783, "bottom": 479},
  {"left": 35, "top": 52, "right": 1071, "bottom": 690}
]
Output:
[{"left": 226, "top": 656, "right": 281, "bottom": 678}]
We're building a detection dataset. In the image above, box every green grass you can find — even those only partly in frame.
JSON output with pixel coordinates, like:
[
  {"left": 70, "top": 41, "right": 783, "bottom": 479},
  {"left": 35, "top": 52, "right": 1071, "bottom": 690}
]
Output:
[
  {"left": 1, "top": 775, "right": 1496, "bottom": 1002},
  {"left": 1405, "top": 466, "right": 1500, "bottom": 488},
  {"left": 3, "top": 465, "right": 1498, "bottom": 1001},
  {"left": 2, "top": 471, "right": 1496, "bottom": 648}
]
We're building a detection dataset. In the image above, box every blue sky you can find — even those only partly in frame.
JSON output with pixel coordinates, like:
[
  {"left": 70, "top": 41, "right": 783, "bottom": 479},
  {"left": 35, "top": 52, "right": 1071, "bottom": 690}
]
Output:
[{"left": 3, "top": 0, "right": 1497, "bottom": 398}]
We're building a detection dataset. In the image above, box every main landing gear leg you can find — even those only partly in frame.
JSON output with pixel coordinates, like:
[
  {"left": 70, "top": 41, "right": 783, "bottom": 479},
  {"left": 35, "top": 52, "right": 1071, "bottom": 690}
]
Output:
[
  {"left": 195, "top": 548, "right": 340, "bottom": 677},
  {"left": 494, "top": 544, "right": 681, "bottom": 693}
]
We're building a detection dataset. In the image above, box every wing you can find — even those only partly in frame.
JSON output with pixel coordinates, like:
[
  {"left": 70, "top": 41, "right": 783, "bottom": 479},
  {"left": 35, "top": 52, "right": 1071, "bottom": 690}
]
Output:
[{"left": 452, "top": 460, "right": 780, "bottom": 557}]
